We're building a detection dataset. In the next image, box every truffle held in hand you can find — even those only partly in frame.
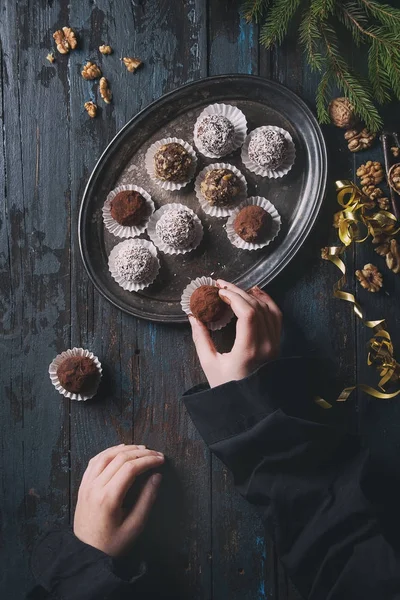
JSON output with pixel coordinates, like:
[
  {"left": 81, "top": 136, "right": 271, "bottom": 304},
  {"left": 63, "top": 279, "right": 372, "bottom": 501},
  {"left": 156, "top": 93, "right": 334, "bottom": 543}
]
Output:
[
  {"left": 57, "top": 356, "right": 98, "bottom": 394},
  {"left": 200, "top": 168, "right": 241, "bottom": 207},
  {"left": 154, "top": 143, "right": 192, "bottom": 183},
  {"left": 190, "top": 285, "right": 227, "bottom": 324},
  {"left": 234, "top": 205, "right": 271, "bottom": 243},
  {"left": 110, "top": 191, "right": 147, "bottom": 226}
]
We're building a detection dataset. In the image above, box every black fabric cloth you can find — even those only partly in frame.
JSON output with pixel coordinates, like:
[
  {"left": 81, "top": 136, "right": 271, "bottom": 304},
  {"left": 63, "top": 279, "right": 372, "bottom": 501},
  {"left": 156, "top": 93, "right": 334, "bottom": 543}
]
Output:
[
  {"left": 27, "top": 357, "right": 400, "bottom": 599},
  {"left": 184, "top": 357, "right": 400, "bottom": 599}
]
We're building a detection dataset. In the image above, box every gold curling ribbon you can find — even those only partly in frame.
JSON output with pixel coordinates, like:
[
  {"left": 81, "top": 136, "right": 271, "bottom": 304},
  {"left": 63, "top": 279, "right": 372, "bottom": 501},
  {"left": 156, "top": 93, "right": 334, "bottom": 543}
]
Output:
[{"left": 319, "top": 180, "right": 400, "bottom": 403}]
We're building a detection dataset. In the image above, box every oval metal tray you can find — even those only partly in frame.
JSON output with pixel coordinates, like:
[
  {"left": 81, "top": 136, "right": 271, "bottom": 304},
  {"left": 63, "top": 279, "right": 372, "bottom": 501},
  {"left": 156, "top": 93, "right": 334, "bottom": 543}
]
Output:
[{"left": 79, "top": 75, "right": 327, "bottom": 322}]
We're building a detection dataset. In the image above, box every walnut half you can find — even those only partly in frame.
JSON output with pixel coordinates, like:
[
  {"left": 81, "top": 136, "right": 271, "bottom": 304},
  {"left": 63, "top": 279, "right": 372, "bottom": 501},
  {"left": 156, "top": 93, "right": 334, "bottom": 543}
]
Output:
[
  {"left": 82, "top": 61, "right": 102, "bottom": 80},
  {"left": 386, "top": 239, "right": 400, "bottom": 274},
  {"left": 53, "top": 27, "right": 77, "bottom": 54},
  {"left": 99, "top": 77, "right": 112, "bottom": 104},
  {"left": 356, "top": 161, "right": 384, "bottom": 186},
  {"left": 355, "top": 263, "right": 383, "bottom": 292},
  {"left": 345, "top": 128, "right": 376, "bottom": 152},
  {"left": 84, "top": 101, "right": 97, "bottom": 118},
  {"left": 122, "top": 57, "right": 143, "bottom": 73},
  {"left": 99, "top": 44, "right": 113, "bottom": 55}
]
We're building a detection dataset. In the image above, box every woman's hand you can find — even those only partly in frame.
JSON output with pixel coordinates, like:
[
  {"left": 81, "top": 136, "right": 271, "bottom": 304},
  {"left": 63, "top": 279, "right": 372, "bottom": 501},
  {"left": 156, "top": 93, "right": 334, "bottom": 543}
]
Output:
[
  {"left": 73, "top": 444, "right": 164, "bottom": 557},
  {"left": 189, "top": 280, "right": 282, "bottom": 388}
]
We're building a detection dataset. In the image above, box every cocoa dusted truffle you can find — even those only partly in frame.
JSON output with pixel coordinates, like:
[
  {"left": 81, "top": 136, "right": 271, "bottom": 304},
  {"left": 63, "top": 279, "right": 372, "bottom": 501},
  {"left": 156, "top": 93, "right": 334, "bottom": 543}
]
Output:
[
  {"left": 190, "top": 285, "right": 227, "bottom": 323},
  {"left": 114, "top": 242, "right": 154, "bottom": 283},
  {"left": 196, "top": 115, "right": 235, "bottom": 156},
  {"left": 248, "top": 129, "right": 288, "bottom": 170},
  {"left": 57, "top": 356, "right": 98, "bottom": 394},
  {"left": 110, "top": 190, "right": 147, "bottom": 226},
  {"left": 154, "top": 142, "right": 192, "bottom": 182},
  {"left": 234, "top": 205, "right": 271, "bottom": 243},
  {"left": 156, "top": 208, "right": 197, "bottom": 249},
  {"left": 200, "top": 168, "right": 241, "bottom": 207}
]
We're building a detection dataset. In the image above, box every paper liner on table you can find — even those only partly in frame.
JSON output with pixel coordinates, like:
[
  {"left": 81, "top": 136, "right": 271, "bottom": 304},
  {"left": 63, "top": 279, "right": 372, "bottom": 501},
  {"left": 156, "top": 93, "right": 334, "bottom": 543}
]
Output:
[
  {"left": 49, "top": 347, "right": 102, "bottom": 402},
  {"left": 193, "top": 103, "right": 247, "bottom": 158},
  {"left": 181, "top": 276, "right": 234, "bottom": 331},
  {"left": 225, "top": 196, "right": 282, "bottom": 251},
  {"left": 144, "top": 137, "right": 197, "bottom": 191},
  {"left": 108, "top": 239, "right": 160, "bottom": 292},
  {"left": 194, "top": 162, "right": 247, "bottom": 218},
  {"left": 147, "top": 203, "right": 203, "bottom": 255},
  {"left": 241, "top": 126, "right": 296, "bottom": 179},
  {"left": 102, "top": 185, "right": 155, "bottom": 238}
]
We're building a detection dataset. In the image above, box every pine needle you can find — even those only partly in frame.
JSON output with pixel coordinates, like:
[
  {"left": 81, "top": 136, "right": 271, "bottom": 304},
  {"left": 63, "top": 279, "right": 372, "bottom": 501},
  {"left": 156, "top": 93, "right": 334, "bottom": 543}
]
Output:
[{"left": 260, "top": 0, "right": 302, "bottom": 47}]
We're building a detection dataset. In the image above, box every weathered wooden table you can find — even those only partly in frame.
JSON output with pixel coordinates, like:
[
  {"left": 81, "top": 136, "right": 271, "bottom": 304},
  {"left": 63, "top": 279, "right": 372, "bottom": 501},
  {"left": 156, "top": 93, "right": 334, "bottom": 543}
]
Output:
[{"left": 2, "top": 1, "right": 400, "bottom": 598}]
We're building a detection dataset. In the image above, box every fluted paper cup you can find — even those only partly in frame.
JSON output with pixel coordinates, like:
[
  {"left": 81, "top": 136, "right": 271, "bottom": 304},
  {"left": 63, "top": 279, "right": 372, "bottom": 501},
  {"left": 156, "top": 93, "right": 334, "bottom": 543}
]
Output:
[
  {"left": 241, "top": 126, "right": 295, "bottom": 178},
  {"left": 194, "top": 162, "right": 247, "bottom": 218},
  {"left": 147, "top": 203, "right": 203, "bottom": 255},
  {"left": 102, "top": 185, "right": 155, "bottom": 238},
  {"left": 193, "top": 103, "right": 247, "bottom": 158},
  {"left": 145, "top": 137, "right": 197, "bottom": 190},
  {"left": 225, "top": 196, "right": 282, "bottom": 250},
  {"left": 181, "top": 276, "right": 234, "bottom": 331},
  {"left": 49, "top": 347, "right": 102, "bottom": 402},
  {"left": 108, "top": 239, "right": 160, "bottom": 292}
]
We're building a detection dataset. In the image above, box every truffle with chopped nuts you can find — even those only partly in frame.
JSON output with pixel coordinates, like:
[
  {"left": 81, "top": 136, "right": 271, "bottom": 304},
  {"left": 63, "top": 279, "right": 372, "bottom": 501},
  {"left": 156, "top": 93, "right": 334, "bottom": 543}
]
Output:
[
  {"left": 154, "top": 143, "right": 193, "bottom": 183},
  {"left": 200, "top": 168, "right": 241, "bottom": 207}
]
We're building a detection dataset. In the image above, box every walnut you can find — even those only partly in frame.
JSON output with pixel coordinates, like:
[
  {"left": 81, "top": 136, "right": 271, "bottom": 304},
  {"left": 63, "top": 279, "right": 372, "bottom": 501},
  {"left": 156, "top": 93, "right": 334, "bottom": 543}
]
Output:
[
  {"left": 82, "top": 61, "right": 102, "bottom": 80},
  {"left": 388, "top": 163, "right": 400, "bottom": 194},
  {"left": 99, "top": 44, "right": 112, "bottom": 55},
  {"left": 122, "top": 57, "right": 143, "bottom": 72},
  {"left": 333, "top": 211, "right": 344, "bottom": 228},
  {"left": 375, "top": 241, "right": 390, "bottom": 256},
  {"left": 377, "top": 197, "right": 390, "bottom": 211},
  {"left": 328, "top": 97, "right": 356, "bottom": 129},
  {"left": 46, "top": 52, "right": 55, "bottom": 64},
  {"left": 99, "top": 77, "right": 112, "bottom": 104},
  {"left": 355, "top": 263, "right": 383, "bottom": 292},
  {"left": 321, "top": 247, "right": 330, "bottom": 260},
  {"left": 391, "top": 146, "right": 400, "bottom": 158},
  {"left": 84, "top": 101, "right": 97, "bottom": 118},
  {"left": 53, "top": 27, "right": 77, "bottom": 54},
  {"left": 386, "top": 239, "right": 400, "bottom": 273},
  {"left": 362, "top": 185, "right": 383, "bottom": 201},
  {"left": 356, "top": 161, "right": 384, "bottom": 186},
  {"left": 344, "top": 128, "right": 376, "bottom": 152}
]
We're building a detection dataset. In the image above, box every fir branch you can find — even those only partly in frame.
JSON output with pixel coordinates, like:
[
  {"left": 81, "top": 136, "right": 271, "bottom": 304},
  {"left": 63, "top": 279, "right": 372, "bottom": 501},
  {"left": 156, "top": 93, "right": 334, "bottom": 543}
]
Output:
[
  {"left": 357, "top": 0, "right": 400, "bottom": 30},
  {"left": 241, "top": 0, "right": 269, "bottom": 24},
  {"left": 310, "top": 0, "right": 336, "bottom": 19},
  {"left": 336, "top": 1, "right": 369, "bottom": 46},
  {"left": 299, "top": 7, "right": 324, "bottom": 72},
  {"left": 316, "top": 68, "right": 332, "bottom": 124},
  {"left": 260, "top": 0, "right": 302, "bottom": 48},
  {"left": 369, "top": 39, "right": 392, "bottom": 103}
]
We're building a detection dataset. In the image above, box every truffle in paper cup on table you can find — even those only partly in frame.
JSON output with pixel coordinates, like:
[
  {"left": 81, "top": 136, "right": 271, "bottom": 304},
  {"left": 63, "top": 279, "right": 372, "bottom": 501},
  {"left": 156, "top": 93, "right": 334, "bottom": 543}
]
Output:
[{"left": 49, "top": 348, "right": 102, "bottom": 402}]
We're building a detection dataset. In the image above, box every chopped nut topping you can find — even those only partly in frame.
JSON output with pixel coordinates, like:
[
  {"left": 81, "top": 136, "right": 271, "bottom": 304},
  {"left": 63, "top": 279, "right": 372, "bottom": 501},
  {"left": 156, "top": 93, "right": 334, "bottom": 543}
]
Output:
[
  {"left": 99, "top": 44, "right": 113, "bottom": 55},
  {"left": 46, "top": 52, "right": 55, "bottom": 64},
  {"left": 122, "top": 57, "right": 143, "bottom": 73},
  {"left": 377, "top": 197, "right": 390, "bottom": 211},
  {"left": 344, "top": 127, "right": 376, "bottom": 152},
  {"left": 355, "top": 263, "right": 383, "bottom": 292},
  {"left": 53, "top": 27, "right": 77, "bottom": 54},
  {"left": 391, "top": 146, "right": 400, "bottom": 158},
  {"left": 81, "top": 61, "right": 102, "bottom": 80},
  {"left": 386, "top": 239, "right": 400, "bottom": 274},
  {"left": 84, "top": 101, "right": 97, "bottom": 118},
  {"left": 99, "top": 77, "right": 112, "bottom": 104},
  {"left": 362, "top": 185, "right": 384, "bottom": 201},
  {"left": 356, "top": 161, "right": 384, "bottom": 186}
]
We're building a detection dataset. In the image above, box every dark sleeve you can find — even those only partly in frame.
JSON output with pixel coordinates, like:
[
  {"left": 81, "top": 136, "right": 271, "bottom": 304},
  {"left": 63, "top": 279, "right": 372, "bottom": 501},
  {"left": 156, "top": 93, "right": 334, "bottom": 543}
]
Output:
[
  {"left": 183, "top": 357, "right": 400, "bottom": 600},
  {"left": 26, "top": 529, "right": 146, "bottom": 600}
]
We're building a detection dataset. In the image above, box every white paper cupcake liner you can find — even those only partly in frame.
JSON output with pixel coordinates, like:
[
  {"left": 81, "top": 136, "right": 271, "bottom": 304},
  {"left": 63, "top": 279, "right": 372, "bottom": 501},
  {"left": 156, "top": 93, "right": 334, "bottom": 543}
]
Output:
[
  {"left": 241, "top": 126, "right": 296, "bottom": 178},
  {"left": 108, "top": 239, "right": 160, "bottom": 292},
  {"left": 147, "top": 203, "right": 203, "bottom": 255},
  {"left": 102, "top": 185, "right": 155, "bottom": 238},
  {"left": 194, "top": 162, "right": 248, "bottom": 218},
  {"left": 225, "top": 196, "right": 282, "bottom": 251},
  {"left": 181, "top": 276, "right": 234, "bottom": 331},
  {"left": 144, "top": 137, "right": 197, "bottom": 191},
  {"left": 49, "top": 347, "right": 102, "bottom": 402},
  {"left": 193, "top": 103, "right": 247, "bottom": 158}
]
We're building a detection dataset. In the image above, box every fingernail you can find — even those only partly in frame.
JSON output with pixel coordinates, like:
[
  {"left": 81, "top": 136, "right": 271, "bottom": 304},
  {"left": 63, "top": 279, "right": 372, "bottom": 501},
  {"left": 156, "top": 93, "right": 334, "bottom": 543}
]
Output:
[
  {"left": 151, "top": 473, "right": 162, "bottom": 485},
  {"left": 156, "top": 452, "right": 164, "bottom": 458}
]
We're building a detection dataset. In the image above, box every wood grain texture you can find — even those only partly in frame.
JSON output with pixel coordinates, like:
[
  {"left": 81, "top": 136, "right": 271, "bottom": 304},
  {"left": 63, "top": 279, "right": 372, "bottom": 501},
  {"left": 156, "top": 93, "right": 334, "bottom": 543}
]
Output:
[{"left": 0, "top": 1, "right": 377, "bottom": 599}]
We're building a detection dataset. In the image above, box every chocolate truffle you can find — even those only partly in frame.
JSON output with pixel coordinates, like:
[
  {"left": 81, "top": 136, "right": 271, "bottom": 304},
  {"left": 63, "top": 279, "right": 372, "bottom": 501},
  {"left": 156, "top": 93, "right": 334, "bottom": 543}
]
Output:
[
  {"left": 200, "top": 168, "right": 241, "bottom": 207},
  {"left": 110, "top": 190, "right": 147, "bottom": 226},
  {"left": 156, "top": 208, "right": 197, "bottom": 249},
  {"left": 248, "top": 129, "right": 288, "bottom": 170},
  {"left": 190, "top": 285, "right": 227, "bottom": 323},
  {"left": 57, "top": 356, "right": 98, "bottom": 394},
  {"left": 154, "top": 142, "right": 192, "bottom": 182},
  {"left": 196, "top": 115, "right": 235, "bottom": 156},
  {"left": 234, "top": 205, "right": 271, "bottom": 243},
  {"left": 114, "top": 242, "right": 154, "bottom": 283}
]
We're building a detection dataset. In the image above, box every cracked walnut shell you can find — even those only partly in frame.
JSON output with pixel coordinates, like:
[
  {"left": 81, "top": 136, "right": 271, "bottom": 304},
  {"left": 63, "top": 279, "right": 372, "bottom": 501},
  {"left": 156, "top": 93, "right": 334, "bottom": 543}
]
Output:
[
  {"left": 355, "top": 263, "right": 383, "bottom": 292},
  {"left": 386, "top": 239, "right": 400, "bottom": 274},
  {"left": 99, "top": 44, "right": 112, "bottom": 55},
  {"left": 328, "top": 97, "right": 356, "bottom": 129},
  {"left": 84, "top": 101, "right": 97, "bottom": 118},
  {"left": 344, "top": 128, "right": 376, "bottom": 152},
  {"left": 99, "top": 77, "right": 112, "bottom": 104},
  {"left": 388, "top": 163, "right": 400, "bottom": 194},
  {"left": 122, "top": 57, "right": 143, "bottom": 72},
  {"left": 53, "top": 27, "right": 77, "bottom": 54},
  {"left": 356, "top": 161, "right": 384, "bottom": 186},
  {"left": 82, "top": 61, "right": 102, "bottom": 80}
]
